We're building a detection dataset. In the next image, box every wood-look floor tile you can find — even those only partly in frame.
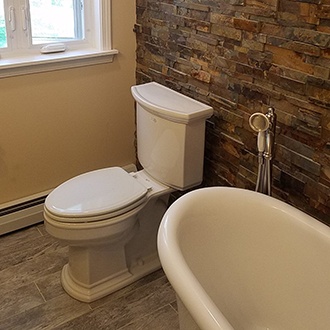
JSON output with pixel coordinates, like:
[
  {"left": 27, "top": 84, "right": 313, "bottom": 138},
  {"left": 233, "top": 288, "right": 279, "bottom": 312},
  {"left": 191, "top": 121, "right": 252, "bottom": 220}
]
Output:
[
  {"left": 0, "top": 245, "right": 68, "bottom": 293},
  {"left": 0, "top": 283, "right": 44, "bottom": 321},
  {"left": 0, "top": 293, "right": 91, "bottom": 330},
  {"left": 0, "top": 234, "right": 64, "bottom": 272},
  {"left": 0, "top": 223, "right": 180, "bottom": 329},
  {"left": 118, "top": 304, "right": 179, "bottom": 330},
  {"left": 0, "top": 226, "right": 42, "bottom": 252},
  {"left": 35, "top": 270, "right": 65, "bottom": 301},
  {"left": 54, "top": 275, "right": 176, "bottom": 329}
]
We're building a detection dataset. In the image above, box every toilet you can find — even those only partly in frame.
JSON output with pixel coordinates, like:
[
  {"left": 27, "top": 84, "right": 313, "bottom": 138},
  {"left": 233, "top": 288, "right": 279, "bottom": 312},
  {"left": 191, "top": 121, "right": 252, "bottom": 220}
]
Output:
[{"left": 43, "top": 82, "right": 213, "bottom": 302}]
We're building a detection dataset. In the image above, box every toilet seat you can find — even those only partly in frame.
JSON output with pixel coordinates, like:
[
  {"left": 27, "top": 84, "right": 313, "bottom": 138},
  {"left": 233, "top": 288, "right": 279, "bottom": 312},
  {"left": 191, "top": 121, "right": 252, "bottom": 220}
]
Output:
[{"left": 45, "top": 167, "right": 148, "bottom": 223}]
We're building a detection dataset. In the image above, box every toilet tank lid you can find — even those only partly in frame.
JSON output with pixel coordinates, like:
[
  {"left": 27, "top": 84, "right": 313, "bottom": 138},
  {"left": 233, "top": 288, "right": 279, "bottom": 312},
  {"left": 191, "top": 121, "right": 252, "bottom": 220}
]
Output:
[{"left": 131, "top": 82, "right": 213, "bottom": 124}]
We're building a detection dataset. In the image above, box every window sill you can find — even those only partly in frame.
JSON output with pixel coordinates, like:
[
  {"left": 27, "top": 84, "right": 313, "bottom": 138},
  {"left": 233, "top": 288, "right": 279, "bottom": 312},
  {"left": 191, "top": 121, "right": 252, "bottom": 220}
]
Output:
[{"left": 0, "top": 49, "right": 119, "bottom": 78}]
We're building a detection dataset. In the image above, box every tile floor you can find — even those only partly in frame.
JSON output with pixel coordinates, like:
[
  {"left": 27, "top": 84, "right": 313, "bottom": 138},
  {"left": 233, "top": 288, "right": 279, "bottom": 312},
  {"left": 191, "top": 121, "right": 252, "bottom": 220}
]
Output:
[{"left": 0, "top": 223, "right": 180, "bottom": 330}]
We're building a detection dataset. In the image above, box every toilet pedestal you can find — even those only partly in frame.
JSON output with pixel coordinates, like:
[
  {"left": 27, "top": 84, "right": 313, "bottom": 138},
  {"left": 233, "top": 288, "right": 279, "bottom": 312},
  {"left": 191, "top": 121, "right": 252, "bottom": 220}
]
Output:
[
  {"left": 61, "top": 244, "right": 162, "bottom": 302},
  {"left": 59, "top": 220, "right": 140, "bottom": 303},
  {"left": 56, "top": 197, "right": 169, "bottom": 303},
  {"left": 62, "top": 244, "right": 133, "bottom": 303}
]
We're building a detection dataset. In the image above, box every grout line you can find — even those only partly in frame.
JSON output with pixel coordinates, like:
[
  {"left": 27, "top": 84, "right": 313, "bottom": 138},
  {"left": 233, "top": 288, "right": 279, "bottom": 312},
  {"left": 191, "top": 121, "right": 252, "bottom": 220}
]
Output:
[
  {"left": 169, "top": 300, "right": 179, "bottom": 314},
  {"left": 34, "top": 281, "right": 47, "bottom": 303},
  {"left": 36, "top": 225, "right": 44, "bottom": 237}
]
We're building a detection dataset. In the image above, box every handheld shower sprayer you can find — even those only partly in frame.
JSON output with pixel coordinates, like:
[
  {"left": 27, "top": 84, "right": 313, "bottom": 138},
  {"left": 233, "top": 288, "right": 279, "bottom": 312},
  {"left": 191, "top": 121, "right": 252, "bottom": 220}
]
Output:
[
  {"left": 249, "top": 113, "right": 269, "bottom": 154},
  {"left": 249, "top": 108, "right": 276, "bottom": 195}
]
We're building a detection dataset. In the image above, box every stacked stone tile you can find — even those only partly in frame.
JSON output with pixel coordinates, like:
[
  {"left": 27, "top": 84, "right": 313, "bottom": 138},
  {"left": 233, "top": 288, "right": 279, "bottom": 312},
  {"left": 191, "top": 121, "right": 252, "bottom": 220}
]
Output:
[{"left": 136, "top": 0, "right": 330, "bottom": 224}]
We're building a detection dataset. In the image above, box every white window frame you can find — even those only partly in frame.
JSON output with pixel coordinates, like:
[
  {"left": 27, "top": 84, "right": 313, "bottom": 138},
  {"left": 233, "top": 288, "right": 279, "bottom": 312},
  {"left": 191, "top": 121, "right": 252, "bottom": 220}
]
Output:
[{"left": 0, "top": 0, "right": 118, "bottom": 78}]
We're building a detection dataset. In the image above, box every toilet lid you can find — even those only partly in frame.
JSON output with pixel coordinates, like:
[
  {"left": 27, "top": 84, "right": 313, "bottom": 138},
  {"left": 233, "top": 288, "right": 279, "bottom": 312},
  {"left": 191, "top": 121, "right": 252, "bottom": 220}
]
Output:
[{"left": 45, "top": 167, "right": 148, "bottom": 221}]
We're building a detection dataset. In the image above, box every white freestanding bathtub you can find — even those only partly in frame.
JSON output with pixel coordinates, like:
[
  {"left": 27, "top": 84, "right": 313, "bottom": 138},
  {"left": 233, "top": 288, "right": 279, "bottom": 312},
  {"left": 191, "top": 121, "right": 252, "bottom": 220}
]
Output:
[{"left": 158, "top": 187, "right": 330, "bottom": 330}]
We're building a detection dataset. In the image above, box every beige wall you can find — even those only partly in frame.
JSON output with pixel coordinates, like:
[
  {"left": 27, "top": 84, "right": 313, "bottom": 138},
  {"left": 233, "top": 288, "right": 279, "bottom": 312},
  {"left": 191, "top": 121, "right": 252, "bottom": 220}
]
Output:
[{"left": 0, "top": 0, "right": 137, "bottom": 205}]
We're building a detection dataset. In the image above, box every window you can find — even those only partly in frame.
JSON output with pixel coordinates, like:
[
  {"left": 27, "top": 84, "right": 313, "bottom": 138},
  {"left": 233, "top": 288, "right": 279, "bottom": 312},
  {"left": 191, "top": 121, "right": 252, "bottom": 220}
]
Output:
[
  {"left": 0, "top": 0, "right": 117, "bottom": 78},
  {"left": 29, "top": 0, "right": 82, "bottom": 45}
]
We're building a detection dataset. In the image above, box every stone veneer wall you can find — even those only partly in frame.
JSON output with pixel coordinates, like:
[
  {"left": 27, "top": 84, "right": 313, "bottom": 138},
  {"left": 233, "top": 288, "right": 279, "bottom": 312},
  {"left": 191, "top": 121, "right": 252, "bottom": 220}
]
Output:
[{"left": 135, "top": 0, "right": 330, "bottom": 224}]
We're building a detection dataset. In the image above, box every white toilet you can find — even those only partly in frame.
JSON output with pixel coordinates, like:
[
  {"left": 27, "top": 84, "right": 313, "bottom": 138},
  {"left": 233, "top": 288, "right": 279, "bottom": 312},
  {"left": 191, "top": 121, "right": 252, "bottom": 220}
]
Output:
[{"left": 43, "top": 82, "right": 213, "bottom": 302}]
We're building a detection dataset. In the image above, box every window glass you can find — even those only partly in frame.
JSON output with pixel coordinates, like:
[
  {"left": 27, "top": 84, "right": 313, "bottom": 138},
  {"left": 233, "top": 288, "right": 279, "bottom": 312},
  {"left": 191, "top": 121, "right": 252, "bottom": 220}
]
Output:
[
  {"left": 0, "top": 0, "right": 6, "bottom": 48},
  {"left": 29, "top": 0, "right": 83, "bottom": 45}
]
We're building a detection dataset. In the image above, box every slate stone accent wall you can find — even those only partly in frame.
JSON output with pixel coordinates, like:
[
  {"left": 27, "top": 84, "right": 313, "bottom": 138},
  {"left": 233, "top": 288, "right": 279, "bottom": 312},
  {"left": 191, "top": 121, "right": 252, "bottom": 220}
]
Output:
[{"left": 135, "top": 0, "right": 330, "bottom": 224}]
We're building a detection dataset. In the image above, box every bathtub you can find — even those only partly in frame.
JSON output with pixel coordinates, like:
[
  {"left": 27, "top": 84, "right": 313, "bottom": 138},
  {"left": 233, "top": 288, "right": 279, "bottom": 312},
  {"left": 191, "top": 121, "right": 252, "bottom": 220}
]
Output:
[{"left": 157, "top": 187, "right": 330, "bottom": 330}]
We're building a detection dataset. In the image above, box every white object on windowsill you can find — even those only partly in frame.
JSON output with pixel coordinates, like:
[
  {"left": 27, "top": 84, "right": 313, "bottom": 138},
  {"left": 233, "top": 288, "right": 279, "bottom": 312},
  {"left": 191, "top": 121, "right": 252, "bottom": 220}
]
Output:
[{"left": 40, "top": 43, "right": 67, "bottom": 54}]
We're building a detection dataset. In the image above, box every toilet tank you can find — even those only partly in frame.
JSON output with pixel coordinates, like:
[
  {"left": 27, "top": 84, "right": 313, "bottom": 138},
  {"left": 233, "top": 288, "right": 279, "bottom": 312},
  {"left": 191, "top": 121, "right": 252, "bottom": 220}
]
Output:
[{"left": 131, "top": 82, "right": 213, "bottom": 190}]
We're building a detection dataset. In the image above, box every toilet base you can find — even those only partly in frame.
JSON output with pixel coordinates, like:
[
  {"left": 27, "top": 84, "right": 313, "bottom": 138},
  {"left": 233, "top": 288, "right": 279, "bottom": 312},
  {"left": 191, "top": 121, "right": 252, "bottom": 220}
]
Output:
[{"left": 61, "top": 253, "right": 161, "bottom": 303}]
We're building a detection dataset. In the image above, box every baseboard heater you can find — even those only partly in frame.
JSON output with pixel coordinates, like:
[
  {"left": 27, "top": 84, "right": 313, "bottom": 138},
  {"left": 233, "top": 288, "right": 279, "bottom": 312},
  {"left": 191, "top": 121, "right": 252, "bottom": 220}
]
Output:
[{"left": 0, "top": 192, "right": 50, "bottom": 236}]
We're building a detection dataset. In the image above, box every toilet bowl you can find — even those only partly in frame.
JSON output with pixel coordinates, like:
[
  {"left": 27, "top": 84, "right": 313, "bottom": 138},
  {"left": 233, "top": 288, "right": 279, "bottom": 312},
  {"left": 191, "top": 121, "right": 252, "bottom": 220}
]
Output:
[{"left": 44, "top": 82, "right": 213, "bottom": 302}]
